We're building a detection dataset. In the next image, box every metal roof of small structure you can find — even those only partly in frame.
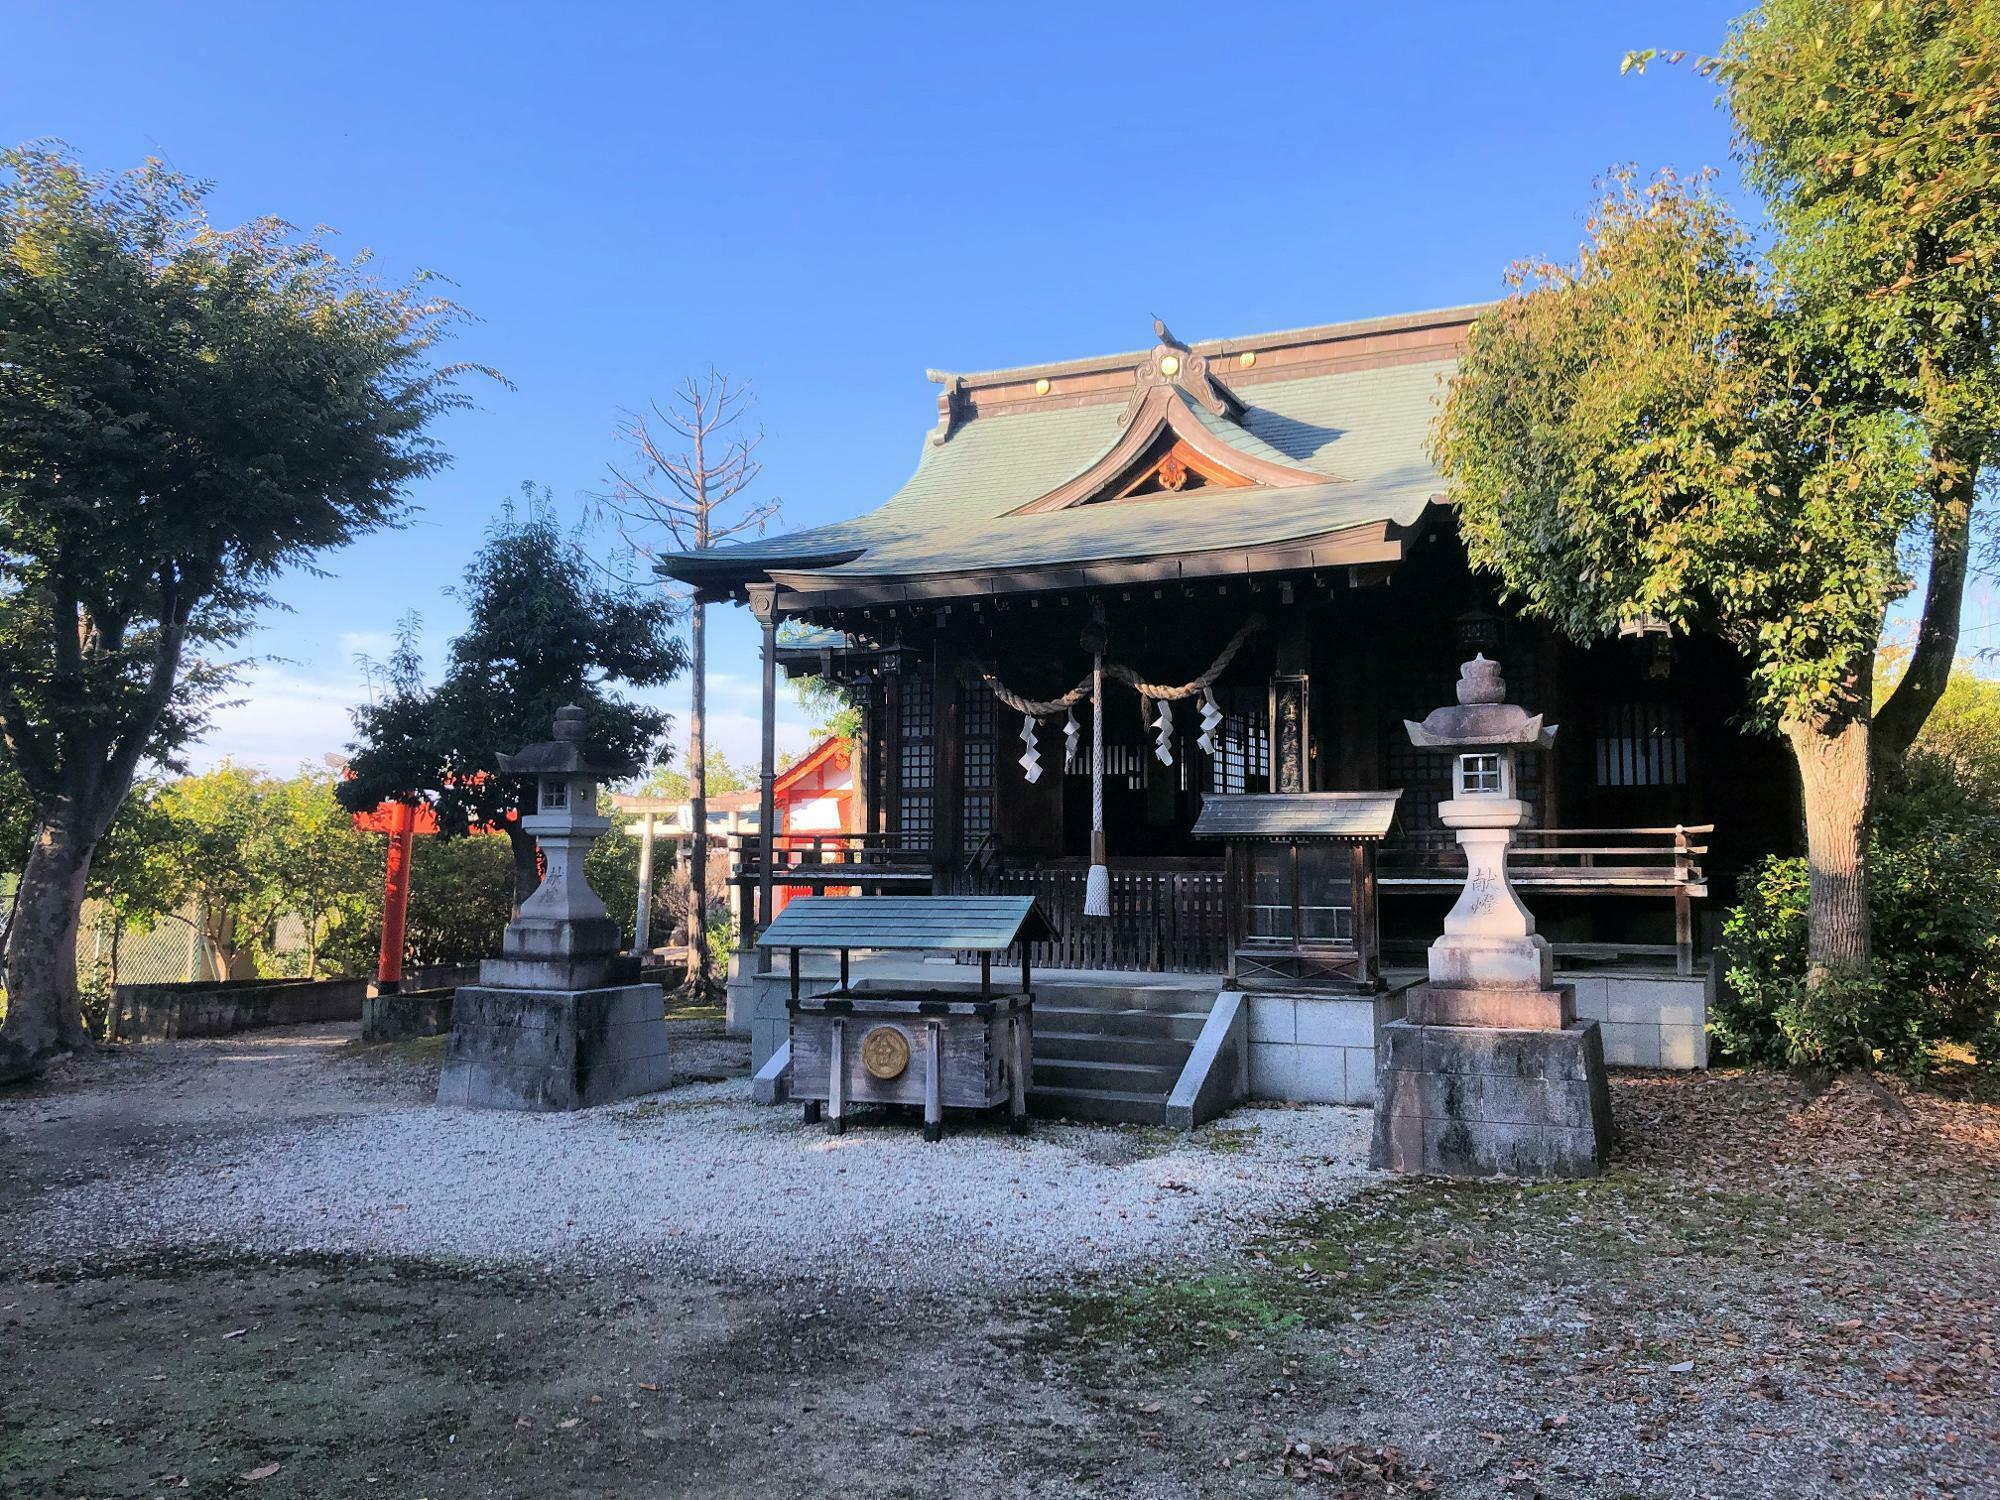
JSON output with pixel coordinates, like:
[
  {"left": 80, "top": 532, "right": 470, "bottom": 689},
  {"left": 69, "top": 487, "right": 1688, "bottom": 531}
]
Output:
[
  {"left": 755, "top": 895, "right": 1053, "bottom": 952},
  {"left": 1190, "top": 791, "right": 1403, "bottom": 842}
]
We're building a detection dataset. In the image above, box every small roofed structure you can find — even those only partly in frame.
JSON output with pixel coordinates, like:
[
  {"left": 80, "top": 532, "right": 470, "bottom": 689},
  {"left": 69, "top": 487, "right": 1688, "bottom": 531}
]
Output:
[
  {"left": 1192, "top": 791, "right": 1401, "bottom": 994},
  {"left": 758, "top": 895, "right": 1052, "bottom": 1141}
]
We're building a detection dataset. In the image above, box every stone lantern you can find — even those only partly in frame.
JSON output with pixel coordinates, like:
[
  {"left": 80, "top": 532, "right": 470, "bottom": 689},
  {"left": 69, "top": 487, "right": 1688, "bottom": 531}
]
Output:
[
  {"left": 1404, "top": 654, "right": 1560, "bottom": 1021},
  {"left": 1371, "top": 656, "right": 1611, "bottom": 1178},
  {"left": 437, "top": 705, "right": 673, "bottom": 1111},
  {"left": 483, "top": 704, "right": 629, "bottom": 990}
]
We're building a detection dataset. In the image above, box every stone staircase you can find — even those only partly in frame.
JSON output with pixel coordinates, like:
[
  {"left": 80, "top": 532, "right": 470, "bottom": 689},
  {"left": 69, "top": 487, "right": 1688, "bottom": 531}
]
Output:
[{"left": 1026, "top": 983, "right": 1221, "bottom": 1125}]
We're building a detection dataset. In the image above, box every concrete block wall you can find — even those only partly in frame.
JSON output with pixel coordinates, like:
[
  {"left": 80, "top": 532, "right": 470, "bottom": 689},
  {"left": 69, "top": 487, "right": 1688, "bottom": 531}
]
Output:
[
  {"left": 730, "top": 966, "right": 791, "bottom": 1072},
  {"left": 1566, "top": 970, "right": 1710, "bottom": 1069},
  {"left": 1245, "top": 993, "right": 1389, "bottom": 1106}
]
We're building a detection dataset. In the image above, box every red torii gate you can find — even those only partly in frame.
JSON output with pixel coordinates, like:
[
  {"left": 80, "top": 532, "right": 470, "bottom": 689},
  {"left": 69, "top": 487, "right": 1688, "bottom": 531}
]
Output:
[{"left": 350, "top": 799, "right": 440, "bottom": 993}]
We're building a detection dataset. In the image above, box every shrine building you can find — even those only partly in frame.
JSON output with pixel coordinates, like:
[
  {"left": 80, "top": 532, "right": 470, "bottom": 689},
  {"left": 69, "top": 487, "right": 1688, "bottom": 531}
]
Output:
[{"left": 660, "top": 307, "right": 1794, "bottom": 1122}]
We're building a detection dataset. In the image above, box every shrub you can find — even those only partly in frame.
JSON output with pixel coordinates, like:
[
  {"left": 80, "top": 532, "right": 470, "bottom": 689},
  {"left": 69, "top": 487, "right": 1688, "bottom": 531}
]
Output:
[{"left": 1717, "top": 755, "right": 2000, "bottom": 1078}]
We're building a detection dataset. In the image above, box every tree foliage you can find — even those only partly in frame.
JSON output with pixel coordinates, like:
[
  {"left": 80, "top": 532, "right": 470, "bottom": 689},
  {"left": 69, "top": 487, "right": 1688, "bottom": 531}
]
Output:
[
  {"left": 0, "top": 145, "right": 471, "bottom": 1073},
  {"left": 141, "top": 764, "right": 380, "bottom": 979},
  {"left": 1629, "top": 0, "right": 2000, "bottom": 776},
  {"left": 1435, "top": 170, "right": 1920, "bottom": 732},
  {"left": 635, "top": 746, "right": 752, "bottom": 802},
  {"left": 339, "top": 489, "right": 687, "bottom": 902}
]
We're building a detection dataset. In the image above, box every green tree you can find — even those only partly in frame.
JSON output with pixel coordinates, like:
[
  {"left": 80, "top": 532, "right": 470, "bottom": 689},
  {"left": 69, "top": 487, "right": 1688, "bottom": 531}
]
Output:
[
  {"left": 254, "top": 767, "right": 381, "bottom": 976},
  {"left": 339, "top": 489, "right": 687, "bottom": 907},
  {"left": 154, "top": 765, "right": 280, "bottom": 979},
  {"left": 1435, "top": 170, "right": 1921, "bottom": 981},
  {"left": 1632, "top": 0, "right": 2000, "bottom": 783},
  {"left": 401, "top": 835, "right": 514, "bottom": 969},
  {"left": 634, "top": 746, "right": 752, "bottom": 802},
  {"left": 0, "top": 147, "right": 469, "bottom": 1079}
]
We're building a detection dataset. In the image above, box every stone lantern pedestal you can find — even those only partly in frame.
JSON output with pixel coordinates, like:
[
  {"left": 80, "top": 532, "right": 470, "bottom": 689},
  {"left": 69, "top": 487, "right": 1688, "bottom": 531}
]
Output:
[
  {"left": 1371, "top": 658, "right": 1611, "bottom": 1178},
  {"left": 437, "top": 707, "right": 672, "bottom": 1112}
]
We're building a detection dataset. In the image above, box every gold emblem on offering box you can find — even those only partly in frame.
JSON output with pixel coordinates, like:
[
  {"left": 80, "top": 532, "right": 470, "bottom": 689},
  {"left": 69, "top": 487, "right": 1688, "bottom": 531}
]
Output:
[{"left": 860, "top": 1025, "right": 911, "bottom": 1080}]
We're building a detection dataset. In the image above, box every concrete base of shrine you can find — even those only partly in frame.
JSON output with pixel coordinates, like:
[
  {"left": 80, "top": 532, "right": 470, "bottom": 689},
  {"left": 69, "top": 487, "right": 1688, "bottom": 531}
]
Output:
[
  {"left": 437, "top": 983, "right": 670, "bottom": 1112},
  {"left": 1370, "top": 1013, "right": 1612, "bottom": 1179}
]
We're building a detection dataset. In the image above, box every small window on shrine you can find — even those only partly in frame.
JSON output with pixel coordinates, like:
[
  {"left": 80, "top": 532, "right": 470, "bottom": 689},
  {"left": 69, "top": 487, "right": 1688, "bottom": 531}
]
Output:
[
  {"left": 897, "top": 675, "right": 934, "bottom": 849},
  {"left": 541, "top": 780, "right": 569, "bottom": 811},
  {"left": 1458, "top": 753, "right": 1502, "bottom": 794},
  {"left": 1245, "top": 844, "right": 1293, "bottom": 944},
  {"left": 961, "top": 687, "right": 995, "bottom": 849},
  {"left": 1595, "top": 702, "right": 1685, "bottom": 787},
  {"left": 1297, "top": 843, "right": 1355, "bottom": 944}
]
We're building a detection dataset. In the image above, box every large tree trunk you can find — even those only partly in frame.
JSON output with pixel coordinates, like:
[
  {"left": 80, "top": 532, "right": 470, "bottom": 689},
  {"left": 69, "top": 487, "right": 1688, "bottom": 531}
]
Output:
[
  {"left": 0, "top": 819, "right": 97, "bottom": 1081},
  {"left": 1783, "top": 708, "right": 1873, "bottom": 983},
  {"left": 689, "top": 598, "right": 710, "bottom": 991},
  {"left": 1872, "top": 427, "right": 1982, "bottom": 785},
  {"left": 505, "top": 823, "right": 542, "bottom": 912}
]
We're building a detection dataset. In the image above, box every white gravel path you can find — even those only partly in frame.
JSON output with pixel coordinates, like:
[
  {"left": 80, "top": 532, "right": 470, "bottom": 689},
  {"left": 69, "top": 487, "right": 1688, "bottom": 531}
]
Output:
[{"left": 24, "top": 1082, "right": 1377, "bottom": 1289}]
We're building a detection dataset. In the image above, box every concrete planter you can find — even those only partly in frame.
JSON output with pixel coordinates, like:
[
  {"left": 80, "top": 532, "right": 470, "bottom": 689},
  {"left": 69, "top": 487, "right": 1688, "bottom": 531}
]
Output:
[{"left": 110, "top": 976, "right": 370, "bottom": 1041}]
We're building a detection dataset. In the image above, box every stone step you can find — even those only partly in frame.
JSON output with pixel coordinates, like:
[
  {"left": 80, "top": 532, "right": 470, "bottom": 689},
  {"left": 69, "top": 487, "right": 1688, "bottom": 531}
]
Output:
[
  {"left": 1031, "top": 1056, "right": 1185, "bottom": 1095},
  {"left": 1031, "top": 1029, "right": 1193, "bottom": 1068},
  {"left": 1032, "top": 1005, "right": 1210, "bottom": 1042},
  {"left": 1030, "top": 983, "right": 1220, "bottom": 1014},
  {"left": 1026, "top": 1084, "right": 1169, "bottom": 1127}
]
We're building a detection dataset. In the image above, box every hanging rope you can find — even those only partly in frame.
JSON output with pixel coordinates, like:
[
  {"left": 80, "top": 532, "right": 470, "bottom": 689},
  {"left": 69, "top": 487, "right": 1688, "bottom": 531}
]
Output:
[
  {"left": 1085, "top": 648, "right": 1109, "bottom": 917},
  {"left": 959, "top": 614, "right": 1264, "bottom": 721},
  {"left": 954, "top": 611, "right": 1268, "bottom": 921},
  {"left": 1105, "top": 614, "right": 1264, "bottom": 701}
]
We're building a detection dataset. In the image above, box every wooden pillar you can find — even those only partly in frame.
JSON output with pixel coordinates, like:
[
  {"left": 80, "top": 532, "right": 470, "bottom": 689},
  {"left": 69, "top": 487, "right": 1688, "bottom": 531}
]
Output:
[
  {"left": 633, "top": 810, "right": 656, "bottom": 954},
  {"left": 376, "top": 802, "right": 415, "bottom": 993},
  {"left": 933, "top": 636, "right": 964, "bottom": 879},
  {"left": 748, "top": 584, "right": 781, "bottom": 972}
]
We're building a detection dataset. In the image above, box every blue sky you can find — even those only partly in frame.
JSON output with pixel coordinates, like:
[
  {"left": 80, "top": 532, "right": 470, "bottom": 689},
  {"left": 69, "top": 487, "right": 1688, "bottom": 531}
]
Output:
[{"left": 16, "top": 1, "right": 1966, "bottom": 774}]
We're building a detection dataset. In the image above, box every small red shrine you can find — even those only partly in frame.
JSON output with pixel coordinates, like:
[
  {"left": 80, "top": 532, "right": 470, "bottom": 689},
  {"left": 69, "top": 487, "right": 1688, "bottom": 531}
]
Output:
[{"left": 770, "top": 735, "right": 858, "bottom": 914}]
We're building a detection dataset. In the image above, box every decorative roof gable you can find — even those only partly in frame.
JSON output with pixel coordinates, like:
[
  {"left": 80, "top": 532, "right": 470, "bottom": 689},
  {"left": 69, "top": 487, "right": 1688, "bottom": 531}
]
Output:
[{"left": 1010, "top": 337, "right": 1330, "bottom": 515}]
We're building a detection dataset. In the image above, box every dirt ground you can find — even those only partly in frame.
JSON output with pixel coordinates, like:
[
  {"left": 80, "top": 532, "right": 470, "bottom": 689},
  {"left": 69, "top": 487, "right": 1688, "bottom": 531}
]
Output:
[{"left": 3, "top": 1023, "right": 1998, "bottom": 1499}]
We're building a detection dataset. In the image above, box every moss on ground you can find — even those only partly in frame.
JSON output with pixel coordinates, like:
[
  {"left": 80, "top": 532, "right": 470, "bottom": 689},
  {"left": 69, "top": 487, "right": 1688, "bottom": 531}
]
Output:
[{"left": 1047, "top": 1161, "right": 1949, "bottom": 1370}]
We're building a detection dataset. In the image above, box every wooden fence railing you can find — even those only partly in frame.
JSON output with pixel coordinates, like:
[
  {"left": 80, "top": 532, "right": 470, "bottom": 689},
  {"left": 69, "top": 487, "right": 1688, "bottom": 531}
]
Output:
[
  {"left": 1379, "top": 824, "right": 1713, "bottom": 975},
  {"left": 942, "top": 862, "right": 1227, "bottom": 974}
]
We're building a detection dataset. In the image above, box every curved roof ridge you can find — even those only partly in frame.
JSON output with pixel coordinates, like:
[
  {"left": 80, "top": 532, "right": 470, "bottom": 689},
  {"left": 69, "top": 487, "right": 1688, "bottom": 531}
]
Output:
[{"left": 935, "top": 302, "right": 1494, "bottom": 389}]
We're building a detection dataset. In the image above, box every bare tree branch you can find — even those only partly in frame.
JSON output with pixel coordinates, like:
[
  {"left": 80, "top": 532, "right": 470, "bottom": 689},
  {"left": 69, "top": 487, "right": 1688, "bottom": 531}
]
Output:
[{"left": 591, "top": 367, "right": 780, "bottom": 994}]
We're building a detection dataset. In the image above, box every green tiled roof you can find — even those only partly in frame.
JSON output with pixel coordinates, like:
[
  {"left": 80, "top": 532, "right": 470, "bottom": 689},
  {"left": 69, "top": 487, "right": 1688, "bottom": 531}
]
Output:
[{"left": 666, "top": 322, "right": 1464, "bottom": 588}]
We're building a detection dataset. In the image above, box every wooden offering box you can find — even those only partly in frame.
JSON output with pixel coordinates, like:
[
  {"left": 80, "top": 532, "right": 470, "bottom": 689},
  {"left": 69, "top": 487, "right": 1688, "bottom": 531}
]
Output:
[
  {"left": 757, "top": 895, "right": 1052, "bottom": 1142},
  {"left": 1192, "top": 791, "right": 1402, "bottom": 995}
]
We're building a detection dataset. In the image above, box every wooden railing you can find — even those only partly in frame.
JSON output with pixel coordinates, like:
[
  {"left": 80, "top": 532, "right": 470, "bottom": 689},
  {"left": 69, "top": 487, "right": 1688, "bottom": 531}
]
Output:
[
  {"left": 1378, "top": 824, "right": 1713, "bottom": 975},
  {"left": 728, "top": 832, "right": 935, "bottom": 949},
  {"left": 944, "top": 861, "right": 1227, "bottom": 974}
]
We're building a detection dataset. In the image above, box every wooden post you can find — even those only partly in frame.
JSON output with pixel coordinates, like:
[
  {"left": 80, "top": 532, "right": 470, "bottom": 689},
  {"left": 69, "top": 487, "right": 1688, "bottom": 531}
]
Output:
[
  {"left": 828, "top": 1017, "right": 846, "bottom": 1135},
  {"left": 633, "top": 810, "right": 656, "bottom": 954},
  {"left": 1020, "top": 948, "right": 1031, "bottom": 998},
  {"left": 749, "top": 584, "right": 781, "bottom": 974},
  {"left": 838, "top": 946, "right": 850, "bottom": 993},
  {"left": 1674, "top": 824, "right": 1693, "bottom": 976},
  {"left": 1009, "top": 1011, "right": 1030, "bottom": 1134},
  {"left": 979, "top": 952, "right": 991, "bottom": 998},
  {"left": 789, "top": 948, "right": 801, "bottom": 1004},
  {"left": 375, "top": 803, "right": 415, "bottom": 993},
  {"left": 923, "top": 1019, "right": 943, "bottom": 1142}
]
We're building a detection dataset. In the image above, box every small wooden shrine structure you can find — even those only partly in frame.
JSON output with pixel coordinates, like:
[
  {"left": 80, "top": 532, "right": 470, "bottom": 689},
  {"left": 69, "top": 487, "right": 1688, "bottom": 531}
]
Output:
[
  {"left": 758, "top": 895, "right": 1051, "bottom": 1140},
  {"left": 1190, "top": 790, "right": 1400, "bottom": 993}
]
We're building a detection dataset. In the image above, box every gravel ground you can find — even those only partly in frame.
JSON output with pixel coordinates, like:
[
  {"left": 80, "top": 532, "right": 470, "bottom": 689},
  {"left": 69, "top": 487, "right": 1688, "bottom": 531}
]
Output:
[
  {"left": 7, "top": 1023, "right": 1999, "bottom": 1498},
  {"left": 18, "top": 1075, "right": 1376, "bottom": 1288}
]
